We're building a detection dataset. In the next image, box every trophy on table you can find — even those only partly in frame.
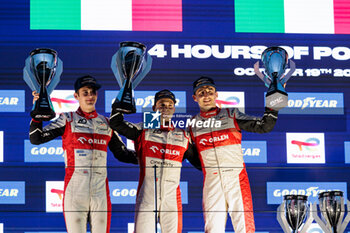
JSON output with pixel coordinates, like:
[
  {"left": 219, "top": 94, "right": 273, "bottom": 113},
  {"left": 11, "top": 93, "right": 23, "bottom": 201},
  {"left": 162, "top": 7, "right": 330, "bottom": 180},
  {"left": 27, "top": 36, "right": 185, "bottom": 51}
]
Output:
[
  {"left": 23, "top": 48, "right": 63, "bottom": 121},
  {"left": 277, "top": 194, "right": 314, "bottom": 233},
  {"left": 312, "top": 191, "right": 350, "bottom": 233},
  {"left": 111, "top": 41, "right": 152, "bottom": 113},
  {"left": 254, "top": 46, "right": 296, "bottom": 111}
]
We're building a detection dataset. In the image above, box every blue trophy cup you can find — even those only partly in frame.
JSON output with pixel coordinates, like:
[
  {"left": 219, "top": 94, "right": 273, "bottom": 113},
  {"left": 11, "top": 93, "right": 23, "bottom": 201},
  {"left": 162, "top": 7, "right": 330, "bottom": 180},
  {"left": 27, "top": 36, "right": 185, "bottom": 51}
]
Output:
[
  {"left": 23, "top": 48, "right": 62, "bottom": 121},
  {"left": 111, "top": 41, "right": 152, "bottom": 114},
  {"left": 254, "top": 46, "right": 296, "bottom": 111}
]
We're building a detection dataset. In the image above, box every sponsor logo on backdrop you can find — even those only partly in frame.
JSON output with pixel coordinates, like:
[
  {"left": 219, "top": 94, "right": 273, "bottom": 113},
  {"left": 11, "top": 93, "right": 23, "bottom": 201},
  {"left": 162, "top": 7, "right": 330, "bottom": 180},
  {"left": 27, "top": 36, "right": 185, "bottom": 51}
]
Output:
[
  {"left": 286, "top": 133, "right": 325, "bottom": 164},
  {"left": 266, "top": 182, "right": 347, "bottom": 204},
  {"left": 277, "top": 92, "right": 344, "bottom": 115},
  {"left": 46, "top": 181, "right": 64, "bottom": 212},
  {"left": 0, "top": 223, "right": 3, "bottom": 233},
  {"left": 25, "top": 140, "right": 64, "bottom": 162},
  {"left": 45, "top": 181, "right": 188, "bottom": 207},
  {"left": 345, "top": 142, "right": 350, "bottom": 164},
  {"left": 0, "top": 90, "right": 25, "bottom": 112},
  {"left": 110, "top": 181, "right": 188, "bottom": 204},
  {"left": 50, "top": 90, "right": 79, "bottom": 116},
  {"left": 105, "top": 91, "right": 186, "bottom": 113},
  {"left": 0, "top": 181, "right": 25, "bottom": 204},
  {"left": 242, "top": 141, "right": 267, "bottom": 163},
  {"left": 0, "top": 131, "right": 3, "bottom": 163},
  {"left": 216, "top": 92, "right": 245, "bottom": 113}
]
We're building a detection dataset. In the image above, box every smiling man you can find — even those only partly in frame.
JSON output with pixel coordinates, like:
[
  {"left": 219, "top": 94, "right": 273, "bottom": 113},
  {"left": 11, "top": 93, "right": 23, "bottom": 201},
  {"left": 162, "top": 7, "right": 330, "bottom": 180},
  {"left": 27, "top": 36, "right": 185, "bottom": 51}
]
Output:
[
  {"left": 109, "top": 89, "right": 201, "bottom": 233},
  {"left": 29, "top": 75, "right": 137, "bottom": 233},
  {"left": 190, "top": 76, "right": 279, "bottom": 233}
]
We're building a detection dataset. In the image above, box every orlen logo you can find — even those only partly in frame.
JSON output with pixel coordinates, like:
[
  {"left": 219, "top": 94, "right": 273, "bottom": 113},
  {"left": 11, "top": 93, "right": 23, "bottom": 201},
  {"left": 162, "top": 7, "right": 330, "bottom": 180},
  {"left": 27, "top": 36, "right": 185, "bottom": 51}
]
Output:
[
  {"left": 110, "top": 181, "right": 188, "bottom": 204},
  {"left": 0, "top": 90, "right": 25, "bottom": 112},
  {"left": 24, "top": 140, "right": 64, "bottom": 162},
  {"left": 291, "top": 138, "right": 320, "bottom": 151},
  {"left": 105, "top": 91, "right": 187, "bottom": 113},
  {"left": 216, "top": 91, "right": 245, "bottom": 112},
  {"left": 77, "top": 137, "right": 106, "bottom": 145},
  {"left": 266, "top": 182, "right": 347, "bottom": 204},
  {"left": 199, "top": 134, "right": 229, "bottom": 145},
  {"left": 50, "top": 90, "right": 79, "bottom": 114},
  {"left": 279, "top": 92, "right": 344, "bottom": 115},
  {"left": 0, "top": 181, "right": 25, "bottom": 204},
  {"left": 287, "top": 133, "right": 325, "bottom": 164},
  {"left": 149, "top": 146, "right": 180, "bottom": 156},
  {"left": 46, "top": 181, "right": 64, "bottom": 212}
]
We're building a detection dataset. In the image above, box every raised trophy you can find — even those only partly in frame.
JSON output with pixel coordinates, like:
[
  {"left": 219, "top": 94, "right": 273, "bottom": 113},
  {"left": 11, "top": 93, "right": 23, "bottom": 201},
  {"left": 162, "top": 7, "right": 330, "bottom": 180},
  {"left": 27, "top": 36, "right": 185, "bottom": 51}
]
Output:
[
  {"left": 111, "top": 41, "right": 152, "bottom": 113},
  {"left": 312, "top": 191, "right": 350, "bottom": 233},
  {"left": 254, "top": 46, "right": 296, "bottom": 111},
  {"left": 277, "top": 195, "right": 314, "bottom": 233},
  {"left": 23, "top": 48, "right": 62, "bottom": 121}
]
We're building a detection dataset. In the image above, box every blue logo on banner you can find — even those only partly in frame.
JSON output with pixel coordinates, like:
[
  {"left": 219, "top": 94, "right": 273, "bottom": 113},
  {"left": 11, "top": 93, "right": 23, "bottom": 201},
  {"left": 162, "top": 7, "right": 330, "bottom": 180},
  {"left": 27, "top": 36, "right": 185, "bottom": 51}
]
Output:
[
  {"left": 242, "top": 141, "right": 267, "bottom": 163},
  {"left": 105, "top": 91, "right": 187, "bottom": 113},
  {"left": 345, "top": 142, "right": 350, "bottom": 164},
  {"left": 109, "top": 181, "right": 188, "bottom": 204},
  {"left": 24, "top": 140, "right": 64, "bottom": 162},
  {"left": 0, "top": 181, "right": 25, "bottom": 204},
  {"left": 266, "top": 182, "right": 347, "bottom": 204},
  {"left": 265, "top": 92, "right": 344, "bottom": 115},
  {"left": 0, "top": 90, "right": 25, "bottom": 112}
]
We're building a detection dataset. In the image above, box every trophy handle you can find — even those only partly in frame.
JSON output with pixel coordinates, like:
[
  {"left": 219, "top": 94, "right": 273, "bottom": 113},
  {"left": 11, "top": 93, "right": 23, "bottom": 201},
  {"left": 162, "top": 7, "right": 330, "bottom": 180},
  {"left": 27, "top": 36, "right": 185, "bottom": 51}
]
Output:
[
  {"left": 277, "top": 203, "right": 292, "bottom": 233},
  {"left": 254, "top": 61, "right": 271, "bottom": 88},
  {"left": 132, "top": 54, "right": 152, "bottom": 89},
  {"left": 338, "top": 200, "right": 350, "bottom": 233},
  {"left": 280, "top": 60, "right": 296, "bottom": 85},
  {"left": 312, "top": 202, "right": 332, "bottom": 233}
]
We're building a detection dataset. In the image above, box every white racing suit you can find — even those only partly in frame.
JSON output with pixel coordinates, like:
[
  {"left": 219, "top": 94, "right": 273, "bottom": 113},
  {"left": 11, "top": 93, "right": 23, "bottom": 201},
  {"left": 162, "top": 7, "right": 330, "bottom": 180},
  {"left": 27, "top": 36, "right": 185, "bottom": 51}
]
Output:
[
  {"left": 189, "top": 107, "right": 278, "bottom": 233},
  {"left": 30, "top": 108, "right": 137, "bottom": 233},
  {"left": 109, "top": 111, "right": 201, "bottom": 233}
]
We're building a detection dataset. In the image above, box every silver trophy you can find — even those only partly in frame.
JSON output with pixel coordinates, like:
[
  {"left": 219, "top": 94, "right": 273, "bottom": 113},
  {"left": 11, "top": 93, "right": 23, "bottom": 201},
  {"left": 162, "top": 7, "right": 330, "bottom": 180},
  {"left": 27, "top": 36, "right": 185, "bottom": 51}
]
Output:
[
  {"left": 277, "top": 195, "right": 314, "bottom": 233},
  {"left": 111, "top": 41, "right": 152, "bottom": 113},
  {"left": 23, "top": 48, "right": 63, "bottom": 121},
  {"left": 254, "top": 46, "right": 296, "bottom": 111},
  {"left": 312, "top": 191, "right": 350, "bottom": 233}
]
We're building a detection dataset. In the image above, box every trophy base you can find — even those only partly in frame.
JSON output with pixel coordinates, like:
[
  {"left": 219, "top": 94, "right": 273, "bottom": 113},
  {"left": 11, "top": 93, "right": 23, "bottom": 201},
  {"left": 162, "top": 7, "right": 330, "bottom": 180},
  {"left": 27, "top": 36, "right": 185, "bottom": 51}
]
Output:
[
  {"left": 30, "top": 110, "right": 56, "bottom": 121},
  {"left": 266, "top": 91, "right": 288, "bottom": 111},
  {"left": 112, "top": 100, "right": 136, "bottom": 114}
]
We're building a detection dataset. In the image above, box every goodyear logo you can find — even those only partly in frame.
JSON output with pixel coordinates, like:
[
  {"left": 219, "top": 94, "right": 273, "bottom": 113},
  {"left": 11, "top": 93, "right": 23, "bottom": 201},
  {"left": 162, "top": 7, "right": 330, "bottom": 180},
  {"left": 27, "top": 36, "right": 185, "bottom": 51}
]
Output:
[
  {"left": 24, "top": 140, "right": 64, "bottom": 162},
  {"left": 276, "top": 92, "right": 344, "bottom": 115},
  {"left": 0, "top": 90, "right": 25, "bottom": 112},
  {"left": 109, "top": 181, "right": 188, "bottom": 204},
  {"left": 266, "top": 182, "right": 347, "bottom": 204},
  {"left": 242, "top": 141, "right": 267, "bottom": 164},
  {"left": 105, "top": 91, "right": 186, "bottom": 113},
  {"left": 0, "top": 181, "right": 25, "bottom": 204}
]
